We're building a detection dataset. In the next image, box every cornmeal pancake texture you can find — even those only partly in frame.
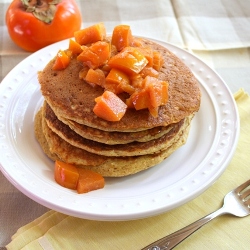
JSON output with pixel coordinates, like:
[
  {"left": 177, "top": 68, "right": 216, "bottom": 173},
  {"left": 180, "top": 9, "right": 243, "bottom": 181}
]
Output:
[
  {"left": 44, "top": 101, "right": 191, "bottom": 157},
  {"left": 34, "top": 108, "right": 191, "bottom": 177},
  {"left": 39, "top": 38, "right": 201, "bottom": 132},
  {"left": 44, "top": 102, "right": 174, "bottom": 145},
  {"left": 58, "top": 114, "right": 174, "bottom": 145}
]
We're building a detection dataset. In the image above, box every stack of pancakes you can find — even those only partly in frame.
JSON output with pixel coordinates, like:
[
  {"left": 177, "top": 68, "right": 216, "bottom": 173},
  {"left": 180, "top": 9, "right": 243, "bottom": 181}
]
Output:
[{"left": 34, "top": 38, "right": 201, "bottom": 177}]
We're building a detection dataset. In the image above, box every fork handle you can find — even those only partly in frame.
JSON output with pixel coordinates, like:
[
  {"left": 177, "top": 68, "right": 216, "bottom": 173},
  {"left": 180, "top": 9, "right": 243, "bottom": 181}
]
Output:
[{"left": 142, "top": 207, "right": 227, "bottom": 250}]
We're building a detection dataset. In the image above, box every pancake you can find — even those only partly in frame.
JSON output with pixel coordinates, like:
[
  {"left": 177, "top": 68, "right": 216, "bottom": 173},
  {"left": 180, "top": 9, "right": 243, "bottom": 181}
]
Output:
[
  {"left": 34, "top": 108, "right": 58, "bottom": 161},
  {"left": 58, "top": 114, "right": 174, "bottom": 145},
  {"left": 34, "top": 108, "right": 191, "bottom": 177},
  {"left": 39, "top": 38, "right": 201, "bottom": 132},
  {"left": 44, "top": 101, "right": 191, "bottom": 157}
]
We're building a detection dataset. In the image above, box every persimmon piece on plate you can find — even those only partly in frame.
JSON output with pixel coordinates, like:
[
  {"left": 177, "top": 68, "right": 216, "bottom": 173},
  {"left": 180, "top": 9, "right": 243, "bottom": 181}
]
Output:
[
  {"left": 54, "top": 160, "right": 79, "bottom": 190},
  {"left": 69, "top": 39, "right": 83, "bottom": 55},
  {"left": 77, "top": 41, "right": 110, "bottom": 69},
  {"left": 105, "top": 68, "right": 134, "bottom": 94},
  {"left": 111, "top": 24, "right": 133, "bottom": 51},
  {"left": 85, "top": 68, "right": 106, "bottom": 87},
  {"left": 77, "top": 169, "right": 105, "bottom": 194},
  {"left": 93, "top": 90, "right": 127, "bottom": 121},
  {"left": 108, "top": 47, "right": 148, "bottom": 75},
  {"left": 74, "top": 22, "right": 106, "bottom": 45},
  {"left": 52, "top": 50, "right": 71, "bottom": 70}
]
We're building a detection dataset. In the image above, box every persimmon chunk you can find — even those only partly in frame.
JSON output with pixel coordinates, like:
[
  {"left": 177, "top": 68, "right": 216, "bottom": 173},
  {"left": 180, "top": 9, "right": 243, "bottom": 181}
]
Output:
[
  {"left": 69, "top": 39, "right": 83, "bottom": 55},
  {"left": 77, "top": 46, "right": 99, "bottom": 69},
  {"left": 128, "top": 76, "right": 169, "bottom": 117},
  {"left": 77, "top": 41, "right": 110, "bottom": 69},
  {"left": 131, "top": 37, "right": 143, "bottom": 47},
  {"left": 140, "top": 66, "right": 159, "bottom": 78},
  {"left": 85, "top": 68, "right": 106, "bottom": 87},
  {"left": 153, "top": 50, "right": 164, "bottom": 71},
  {"left": 105, "top": 68, "right": 134, "bottom": 94},
  {"left": 52, "top": 50, "right": 71, "bottom": 71},
  {"left": 143, "top": 76, "right": 168, "bottom": 108},
  {"left": 77, "top": 169, "right": 105, "bottom": 194},
  {"left": 130, "top": 88, "right": 150, "bottom": 110},
  {"left": 130, "top": 74, "right": 144, "bottom": 89},
  {"left": 148, "top": 106, "right": 159, "bottom": 118},
  {"left": 93, "top": 91, "right": 127, "bottom": 121},
  {"left": 111, "top": 25, "right": 133, "bottom": 51},
  {"left": 74, "top": 22, "right": 106, "bottom": 45},
  {"left": 108, "top": 47, "right": 148, "bottom": 75},
  {"left": 79, "top": 66, "right": 89, "bottom": 80},
  {"left": 54, "top": 160, "right": 79, "bottom": 190},
  {"left": 136, "top": 47, "right": 154, "bottom": 67},
  {"left": 89, "top": 41, "right": 110, "bottom": 65}
]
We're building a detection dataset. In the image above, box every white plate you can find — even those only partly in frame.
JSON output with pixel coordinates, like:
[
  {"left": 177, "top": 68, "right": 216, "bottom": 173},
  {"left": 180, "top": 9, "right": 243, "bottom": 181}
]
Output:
[{"left": 0, "top": 39, "right": 239, "bottom": 221}]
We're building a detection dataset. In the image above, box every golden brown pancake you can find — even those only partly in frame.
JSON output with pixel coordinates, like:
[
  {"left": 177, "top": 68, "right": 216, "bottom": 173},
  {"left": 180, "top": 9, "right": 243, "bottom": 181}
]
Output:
[
  {"left": 34, "top": 108, "right": 191, "bottom": 177},
  {"left": 39, "top": 38, "right": 201, "bottom": 132},
  {"left": 44, "top": 101, "right": 191, "bottom": 157},
  {"left": 35, "top": 35, "right": 201, "bottom": 177},
  {"left": 58, "top": 113, "right": 174, "bottom": 145},
  {"left": 34, "top": 108, "right": 58, "bottom": 161}
]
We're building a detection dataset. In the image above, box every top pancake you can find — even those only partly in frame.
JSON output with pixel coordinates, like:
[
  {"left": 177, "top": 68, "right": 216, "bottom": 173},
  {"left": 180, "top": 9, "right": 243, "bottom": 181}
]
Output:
[{"left": 39, "top": 38, "right": 201, "bottom": 132}]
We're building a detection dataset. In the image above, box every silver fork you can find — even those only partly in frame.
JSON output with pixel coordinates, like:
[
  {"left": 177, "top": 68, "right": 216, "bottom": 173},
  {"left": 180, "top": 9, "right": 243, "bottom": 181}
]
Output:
[{"left": 142, "top": 179, "right": 250, "bottom": 250}]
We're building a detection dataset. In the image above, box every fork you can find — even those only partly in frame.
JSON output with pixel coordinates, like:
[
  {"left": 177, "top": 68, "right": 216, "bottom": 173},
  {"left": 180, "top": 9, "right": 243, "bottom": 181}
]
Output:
[{"left": 142, "top": 179, "right": 250, "bottom": 250}]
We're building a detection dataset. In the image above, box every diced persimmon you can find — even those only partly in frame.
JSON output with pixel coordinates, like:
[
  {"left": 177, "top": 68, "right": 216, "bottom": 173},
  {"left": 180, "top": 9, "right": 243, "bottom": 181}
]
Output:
[
  {"left": 136, "top": 47, "right": 154, "bottom": 67},
  {"left": 77, "top": 46, "right": 100, "bottom": 69},
  {"left": 69, "top": 39, "right": 83, "bottom": 55},
  {"left": 119, "top": 82, "right": 135, "bottom": 95},
  {"left": 52, "top": 50, "right": 71, "bottom": 70},
  {"left": 130, "top": 88, "right": 150, "bottom": 110},
  {"left": 77, "top": 169, "right": 105, "bottom": 194},
  {"left": 125, "top": 96, "right": 134, "bottom": 109},
  {"left": 77, "top": 42, "right": 110, "bottom": 69},
  {"left": 148, "top": 84, "right": 162, "bottom": 108},
  {"left": 65, "top": 50, "right": 72, "bottom": 58},
  {"left": 104, "top": 81, "right": 122, "bottom": 94},
  {"left": 128, "top": 76, "right": 168, "bottom": 117},
  {"left": 140, "top": 66, "right": 159, "bottom": 78},
  {"left": 161, "top": 80, "right": 169, "bottom": 105},
  {"left": 131, "top": 37, "right": 143, "bottom": 47},
  {"left": 108, "top": 47, "right": 148, "bottom": 75},
  {"left": 130, "top": 74, "right": 144, "bottom": 89},
  {"left": 105, "top": 68, "right": 134, "bottom": 94},
  {"left": 79, "top": 66, "right": 89, "bottom": 80},
  {"left": 74, "top": 22, "right": 106, "bottom": 45},
  {"left": 148, "top": 105, "right": 159, "bottom": 118},
  {"left": 111, "top": 25, "right": 133, "bottom": 51},
  {"left": 143, "top": 76, "right": 169, "bottom": 107},
  {"left": 93, "top": 91, "right": 127, "bottom": 121},
  {"left": 54, "top": 160, "right": 79, "bottom": 190},
  {"left": 110, "top": 44, "right": 118, "bottom": 57},
  {"left": 89, "top": 41, "right": 110, "bottom": 65},
  {"left": 153, "top": 50, "right": 164, "bottom": 71},
  {"left": 85, "top": 68, "right": 106, "bottom": 87},
  {"left": 100, "top": 64, "right": 111, "bottom": 76}
]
